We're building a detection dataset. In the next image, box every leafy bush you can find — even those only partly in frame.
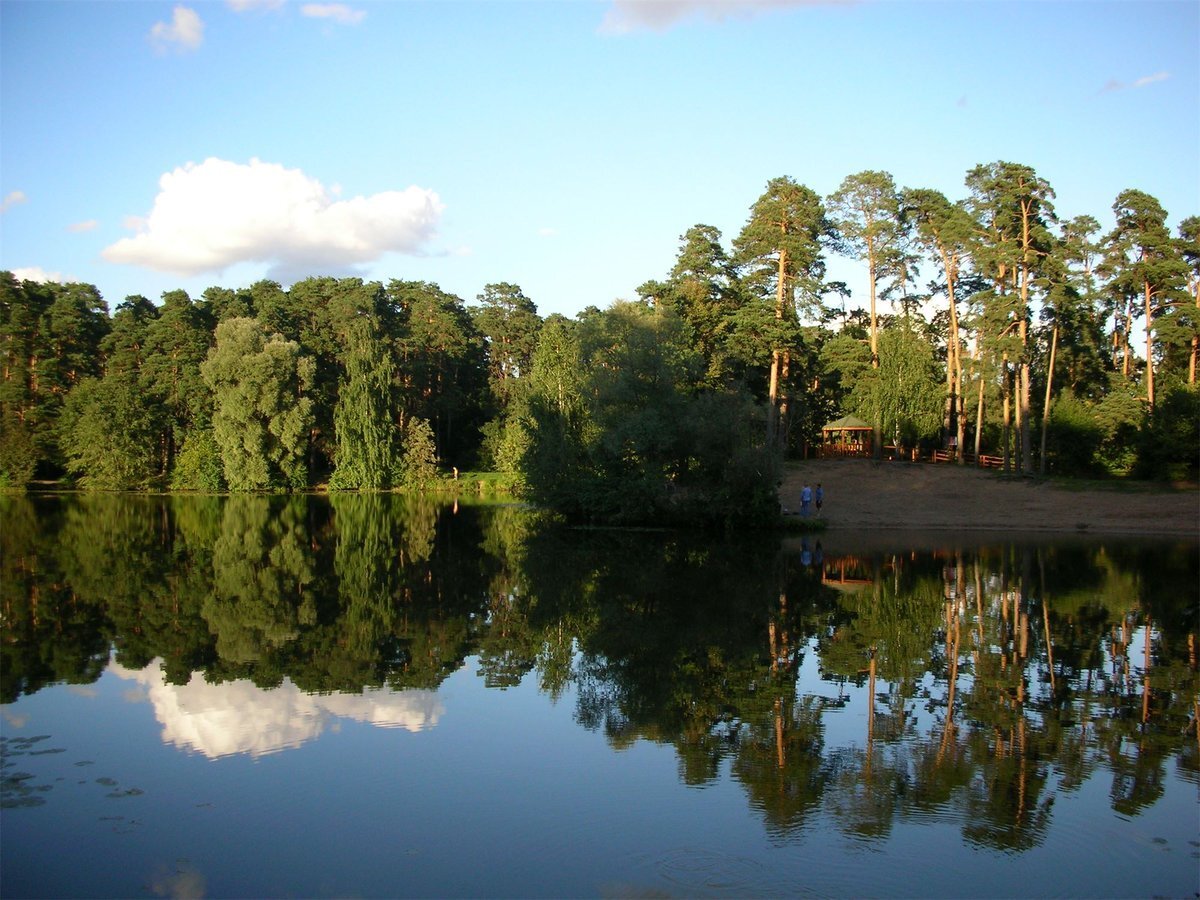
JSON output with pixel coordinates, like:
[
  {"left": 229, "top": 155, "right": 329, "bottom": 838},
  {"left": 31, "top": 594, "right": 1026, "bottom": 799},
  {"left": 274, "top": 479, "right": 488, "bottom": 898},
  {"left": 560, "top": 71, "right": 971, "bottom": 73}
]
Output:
[
  {"left": 400, "top": 418, "right": 439, "bottom": 488},
  {"left": 171, "top": 427, "right": 226, "bottom": 492},
  {"left": 1134, "top": 384, "right": 1200, "bottom": 482},
  {"left": 1044, "top": 395, "right": 1106, "bottom": 477},
  {"left": 58, "top": 375, "right": 160, "bottom": 490}
]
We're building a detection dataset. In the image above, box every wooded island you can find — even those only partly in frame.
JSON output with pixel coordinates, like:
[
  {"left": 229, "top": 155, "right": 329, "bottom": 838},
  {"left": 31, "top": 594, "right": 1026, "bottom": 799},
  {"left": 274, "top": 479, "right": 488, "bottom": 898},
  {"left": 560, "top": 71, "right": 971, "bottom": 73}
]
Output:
[{"left": 2, "top": 163, "right": 1197, "bottom": 525}]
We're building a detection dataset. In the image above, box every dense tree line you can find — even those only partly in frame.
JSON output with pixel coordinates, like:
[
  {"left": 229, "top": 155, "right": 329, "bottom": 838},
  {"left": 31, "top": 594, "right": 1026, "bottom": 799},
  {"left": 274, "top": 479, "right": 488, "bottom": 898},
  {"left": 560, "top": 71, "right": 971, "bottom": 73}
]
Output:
[{"left": 2, "top": 161, "right": 1196, "bottom": 520}]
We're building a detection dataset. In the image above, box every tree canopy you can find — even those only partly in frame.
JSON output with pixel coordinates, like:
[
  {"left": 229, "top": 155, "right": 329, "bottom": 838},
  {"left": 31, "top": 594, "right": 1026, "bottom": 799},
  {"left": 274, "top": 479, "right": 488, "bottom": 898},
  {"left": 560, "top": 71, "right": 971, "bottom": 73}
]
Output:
[{"left": 1, "top": 161, "right": 1195, "bottom": 502}]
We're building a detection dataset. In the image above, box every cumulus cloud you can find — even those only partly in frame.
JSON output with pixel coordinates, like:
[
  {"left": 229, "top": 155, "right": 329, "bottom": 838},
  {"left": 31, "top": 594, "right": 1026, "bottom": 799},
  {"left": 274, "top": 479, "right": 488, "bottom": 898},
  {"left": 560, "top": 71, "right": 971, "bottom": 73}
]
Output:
[
  {"left": 111, "top": 659, "right": 444, "bottom": 758},
  {"left": 301, "top": 3, "right": 366, "bottom": 25},
  {"left": 103, "top": 157, "right": 443, "bottom": 280},
  {"left": 600, "top": 0, "right": 852, "bottom": 33},
  {"left": 1, "top": 190, "right": 28, "bottom": 213},
  {"left": 10, "top": 266, "right": 69, "bottom": 284},
  {"left": 1101, "top": 71, "right": 1170, "bottom": 93},
  {"left": 150, "top": 5, "right": 205, "bottom": 52},
  {"left": 68, "top": 219, "right": 98, "bottom": 233}
]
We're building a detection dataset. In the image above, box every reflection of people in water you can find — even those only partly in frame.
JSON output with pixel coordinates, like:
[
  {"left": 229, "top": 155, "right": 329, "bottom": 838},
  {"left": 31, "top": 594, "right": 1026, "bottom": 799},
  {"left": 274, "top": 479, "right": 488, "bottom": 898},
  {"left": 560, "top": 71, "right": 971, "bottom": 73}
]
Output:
[
  {"left": 814, "top": 541, "right": 823, "bottom": 568},
  {"left": 801, "top": 538, "right": 812, "bottom": 567}
]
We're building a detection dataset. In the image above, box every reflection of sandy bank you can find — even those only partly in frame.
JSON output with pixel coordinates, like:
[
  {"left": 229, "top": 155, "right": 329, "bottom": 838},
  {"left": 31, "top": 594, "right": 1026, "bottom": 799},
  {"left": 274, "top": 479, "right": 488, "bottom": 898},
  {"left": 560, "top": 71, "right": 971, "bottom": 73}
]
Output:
[{"left": 110, "top": 659, "right": 443, "bottom": 759}]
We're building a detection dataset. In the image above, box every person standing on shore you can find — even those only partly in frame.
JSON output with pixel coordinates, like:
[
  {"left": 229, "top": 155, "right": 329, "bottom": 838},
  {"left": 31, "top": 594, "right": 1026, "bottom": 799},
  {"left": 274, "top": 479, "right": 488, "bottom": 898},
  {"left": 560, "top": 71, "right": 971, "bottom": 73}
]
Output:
[
  {"left": 801, "top": 483, "right": 812, "bottom": 516},
  {"left": 815, "top": 483, "right": 823, "bottom": 516}
]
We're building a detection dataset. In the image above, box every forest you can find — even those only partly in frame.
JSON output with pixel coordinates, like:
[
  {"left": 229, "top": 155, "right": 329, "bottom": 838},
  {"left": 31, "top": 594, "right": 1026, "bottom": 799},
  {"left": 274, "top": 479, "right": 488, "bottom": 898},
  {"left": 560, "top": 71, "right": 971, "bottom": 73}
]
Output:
[{"left": 1, "top": 161, "right": 1197, "bottom": 525}]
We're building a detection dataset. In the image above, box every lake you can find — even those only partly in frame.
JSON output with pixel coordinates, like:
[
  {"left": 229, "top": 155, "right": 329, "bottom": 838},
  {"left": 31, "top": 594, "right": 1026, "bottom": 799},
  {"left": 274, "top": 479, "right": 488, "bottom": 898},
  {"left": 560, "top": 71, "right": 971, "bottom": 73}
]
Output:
[{"left": 1, "top": 493, "right": 1197, "bottom": 898}]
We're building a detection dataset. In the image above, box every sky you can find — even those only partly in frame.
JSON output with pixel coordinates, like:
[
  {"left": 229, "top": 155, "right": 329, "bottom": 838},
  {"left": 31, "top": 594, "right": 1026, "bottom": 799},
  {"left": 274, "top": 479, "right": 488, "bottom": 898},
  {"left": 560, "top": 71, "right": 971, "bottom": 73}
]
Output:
[{"left": 2, "top": 0, "right": 1197, "bottom": 320}]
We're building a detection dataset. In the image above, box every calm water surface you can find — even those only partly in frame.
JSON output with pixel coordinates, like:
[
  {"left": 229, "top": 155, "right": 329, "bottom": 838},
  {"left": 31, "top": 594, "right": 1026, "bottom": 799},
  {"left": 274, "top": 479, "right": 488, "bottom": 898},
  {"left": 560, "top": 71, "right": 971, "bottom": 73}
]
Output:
[{"left": 2, "top": 494, "right": 1197, "bottom": 898}]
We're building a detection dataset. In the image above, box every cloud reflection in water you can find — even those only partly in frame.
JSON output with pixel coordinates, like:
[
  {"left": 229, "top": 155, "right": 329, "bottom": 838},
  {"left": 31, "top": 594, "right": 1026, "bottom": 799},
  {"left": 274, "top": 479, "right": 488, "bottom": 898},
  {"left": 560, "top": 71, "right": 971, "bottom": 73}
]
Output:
[{"left": 111, "top": 659, "right": 444, "bottom": 759}]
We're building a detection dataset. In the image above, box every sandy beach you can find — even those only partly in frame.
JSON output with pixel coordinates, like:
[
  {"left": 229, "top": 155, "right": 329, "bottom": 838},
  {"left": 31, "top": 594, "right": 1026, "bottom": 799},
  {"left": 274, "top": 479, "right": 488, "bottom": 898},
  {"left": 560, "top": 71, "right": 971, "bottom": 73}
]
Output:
[{"left": 780, "top": 459, "right": 1199, "bottom": 539}]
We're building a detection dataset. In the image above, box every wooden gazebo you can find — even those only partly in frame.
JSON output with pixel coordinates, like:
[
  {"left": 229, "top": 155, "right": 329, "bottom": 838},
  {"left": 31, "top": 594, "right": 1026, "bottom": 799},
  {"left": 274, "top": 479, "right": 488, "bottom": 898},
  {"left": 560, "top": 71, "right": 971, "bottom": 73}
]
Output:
[{"left": 820, "top": 415, "right": 873, "bottom": 458}]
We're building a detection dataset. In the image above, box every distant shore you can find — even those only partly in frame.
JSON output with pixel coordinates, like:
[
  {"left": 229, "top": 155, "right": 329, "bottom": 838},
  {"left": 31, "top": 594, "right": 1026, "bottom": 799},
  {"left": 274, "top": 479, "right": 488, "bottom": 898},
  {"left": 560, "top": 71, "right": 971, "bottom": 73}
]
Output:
[{"left": 780, "top": 459, "right": 1199, "bottom": 538}]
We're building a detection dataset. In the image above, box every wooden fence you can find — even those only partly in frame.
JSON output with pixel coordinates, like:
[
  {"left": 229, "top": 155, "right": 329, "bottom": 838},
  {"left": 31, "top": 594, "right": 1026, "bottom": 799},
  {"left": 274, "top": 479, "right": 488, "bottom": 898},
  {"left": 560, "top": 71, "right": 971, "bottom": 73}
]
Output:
[{"left": 930, "top": 449, "right": 1005, "bottom": 468}]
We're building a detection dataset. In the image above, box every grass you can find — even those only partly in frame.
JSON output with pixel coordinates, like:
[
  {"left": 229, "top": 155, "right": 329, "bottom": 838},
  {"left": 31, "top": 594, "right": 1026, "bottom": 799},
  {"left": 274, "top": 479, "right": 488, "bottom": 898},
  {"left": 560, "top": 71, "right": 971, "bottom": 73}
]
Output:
[{"left": 433, "top": 471, "right": 520, "bottom": 496}]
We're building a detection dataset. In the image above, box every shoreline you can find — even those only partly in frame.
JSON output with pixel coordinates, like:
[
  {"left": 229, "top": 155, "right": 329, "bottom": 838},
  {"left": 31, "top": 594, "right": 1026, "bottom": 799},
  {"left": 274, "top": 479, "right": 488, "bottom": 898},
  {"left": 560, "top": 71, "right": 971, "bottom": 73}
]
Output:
[{"left": 780, "top": 459, "right": 1199, "bottom": 540}]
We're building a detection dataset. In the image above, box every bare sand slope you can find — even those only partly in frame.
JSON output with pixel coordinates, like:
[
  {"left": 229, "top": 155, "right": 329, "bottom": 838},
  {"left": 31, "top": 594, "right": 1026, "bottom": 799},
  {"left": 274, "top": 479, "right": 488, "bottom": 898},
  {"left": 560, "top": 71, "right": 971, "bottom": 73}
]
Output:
[{"left": 781, "top": 459, "right": 1199, "bottom": 537}]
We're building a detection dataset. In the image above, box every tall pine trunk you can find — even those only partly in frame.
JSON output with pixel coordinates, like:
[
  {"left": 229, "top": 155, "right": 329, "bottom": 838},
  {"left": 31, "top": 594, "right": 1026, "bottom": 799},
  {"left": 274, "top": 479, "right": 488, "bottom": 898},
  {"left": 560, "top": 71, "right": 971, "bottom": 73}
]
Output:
[
  {"left": 1002, "top": 354, "right": 1012, "bottom": 473},
  {"left": 973, "top": 343, "right": 986, "bottom": 462},
  {"left": 1143, "top": 277, "right": 1156, "bottom": 408},
  {"left": 1039, "top": 325, "right": 1058, "bottom": 476},
  {"left": 944, "top": 260, "right": 965, "bottom": 465},
  {"left": 767, "top": 246, "right": 788, "bottom": 449}
]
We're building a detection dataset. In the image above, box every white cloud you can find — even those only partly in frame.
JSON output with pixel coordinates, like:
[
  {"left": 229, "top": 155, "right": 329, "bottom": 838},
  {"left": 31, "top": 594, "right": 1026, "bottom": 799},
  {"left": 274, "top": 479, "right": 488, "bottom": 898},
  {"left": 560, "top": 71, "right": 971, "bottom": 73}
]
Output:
[
  {"left": 227, "top": 0, "right": 286, "bottom": 11},
  {"left": 10, "top": 266, "right": 69, "bottom": 284},
  {"left": 68, "top": 219, "right": 98, "bottom": 233},
  {"left": 600, "top": 0, "right": 851, "bottom": 33},
  {"left": 301, "top": 3, "right": 366, "bottom": 25},
  {"left": 1133, "top": 71, "right": 1170, "bottom": 88},
  {"left": 150, "top": 5, "right": 205, "bottom": 53},
  {"left": 110, "top": 659, "right": 444, "bottom": 758},
  {"left": 537, "top": 227, "right": 558, "bottom": 238},
  {"left": 1101, "top": 71, "right": 1171, "bottom": 93},
  {"left": 103, "top": 157, "right": 443, "bottom": 280},
  {"left": 1, "top": 190, "right": 27, "bottom": 213}
]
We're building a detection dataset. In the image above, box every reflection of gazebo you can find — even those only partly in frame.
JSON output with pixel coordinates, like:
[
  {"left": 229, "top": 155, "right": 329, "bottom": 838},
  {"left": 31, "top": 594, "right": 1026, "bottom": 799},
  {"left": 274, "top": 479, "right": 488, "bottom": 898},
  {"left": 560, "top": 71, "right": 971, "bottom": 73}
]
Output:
[
  {"left": 821, "top": 555, "right": 873, "bottom": 592},
  {"left": 820, "top": 415, "right": 873, "bottom": 458}
]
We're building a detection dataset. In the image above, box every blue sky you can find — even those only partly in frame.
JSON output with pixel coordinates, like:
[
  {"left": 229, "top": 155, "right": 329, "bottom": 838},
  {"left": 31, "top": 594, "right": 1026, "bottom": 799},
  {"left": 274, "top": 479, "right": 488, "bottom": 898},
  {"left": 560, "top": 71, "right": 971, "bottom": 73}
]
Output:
[{"left": 2, "top": 0, "right": 1197, "bottom": 319}]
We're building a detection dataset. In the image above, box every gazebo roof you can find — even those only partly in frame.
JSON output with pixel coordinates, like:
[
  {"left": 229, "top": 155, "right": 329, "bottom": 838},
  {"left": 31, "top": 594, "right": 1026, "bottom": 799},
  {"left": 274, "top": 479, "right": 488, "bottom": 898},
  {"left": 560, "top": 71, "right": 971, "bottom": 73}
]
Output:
[{"left": 822, "top": 415, "right": 872, "bottom": 431}]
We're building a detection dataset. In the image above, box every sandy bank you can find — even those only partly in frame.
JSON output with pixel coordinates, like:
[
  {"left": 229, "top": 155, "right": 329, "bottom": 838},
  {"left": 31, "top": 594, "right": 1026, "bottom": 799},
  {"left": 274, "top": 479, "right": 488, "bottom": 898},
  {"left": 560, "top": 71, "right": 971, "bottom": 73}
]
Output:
[{"left": 780, "top": 459, "right": 1199, "bottom": 539}]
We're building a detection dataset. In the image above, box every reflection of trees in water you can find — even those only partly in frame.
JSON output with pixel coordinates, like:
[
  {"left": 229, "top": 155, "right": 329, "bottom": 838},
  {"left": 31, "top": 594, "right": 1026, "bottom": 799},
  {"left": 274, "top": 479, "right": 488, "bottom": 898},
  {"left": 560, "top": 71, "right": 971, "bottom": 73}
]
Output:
[
  {"left": 203, "top": 496, "right": 313, "bottom": 678},
  {"left": 0, "top": 495, "right": 112, "bottom": 703},
  {"left": 3, "top": 495, "right": 1197, "bottom": 849}
]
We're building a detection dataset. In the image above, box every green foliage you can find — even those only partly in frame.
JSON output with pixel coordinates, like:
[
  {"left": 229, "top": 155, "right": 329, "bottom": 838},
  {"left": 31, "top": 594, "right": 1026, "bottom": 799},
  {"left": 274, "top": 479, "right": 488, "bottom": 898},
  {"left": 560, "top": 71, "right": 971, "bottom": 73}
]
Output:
[
  {"left": 171, "top": 426, "right": 226, "bottom": 491},
  {"left": 1134, "top": 383, "right": 1200, "bottom": 481},
  {"left": 385, "top": 280, "right": 488, "bottom": 469},
  {"left": 519, "top": 303, "right": 779, "bottom": 526},
  {"left": 472, "top": 282, "right": 541, "bottom": 408},
  {"left": 201, "top": 317, "right": 315, "bottom": 491},
  {"left": 479, "top": 415, "right": 530, "bottom": 478},
  {"left": 58, "top": 374, "right": 161, "bottom": 490},
  {"left": 1044, "top": 394, "right": 1106, "bottom": 476},
  {"left": 2, "top": 162, "right": 1197, "bottom": 494},
  {"left": 639, "top": 224, "right": 745, "bottom": 388},
  {"left": 829, "top": 171, "right": 908, "bottom": 354},
  {"left": 848, "top": 323, "right": 943, "bottom": 451},
  {"left": 734, "top": 176, "right": 831, "bottom": 311},
  {"left": 1092, "top": 377, "right": 1144, "bottom": 474},
  {"left": 0, "top": 276, "right": 110, "bottom": 476},
  {"left": 330, "top": 321, "right": 400, "bottom": 490},
  {"left": 399, "top": 417, "right": 439, "bottom": 488},
  {"left": 0, "top": 413, "right": 36, "bottom": 489}
]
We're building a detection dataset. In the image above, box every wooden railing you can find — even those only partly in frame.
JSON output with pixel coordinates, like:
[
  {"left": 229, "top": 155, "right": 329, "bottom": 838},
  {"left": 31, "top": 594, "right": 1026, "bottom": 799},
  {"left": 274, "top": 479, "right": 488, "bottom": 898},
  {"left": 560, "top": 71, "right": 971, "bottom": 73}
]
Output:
[
  {"left": 930, "top": 449, "right": 1005, "bottom": 468},
  {"left": 819, "top": 446, "right": 1007, "bottom": 468}
]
